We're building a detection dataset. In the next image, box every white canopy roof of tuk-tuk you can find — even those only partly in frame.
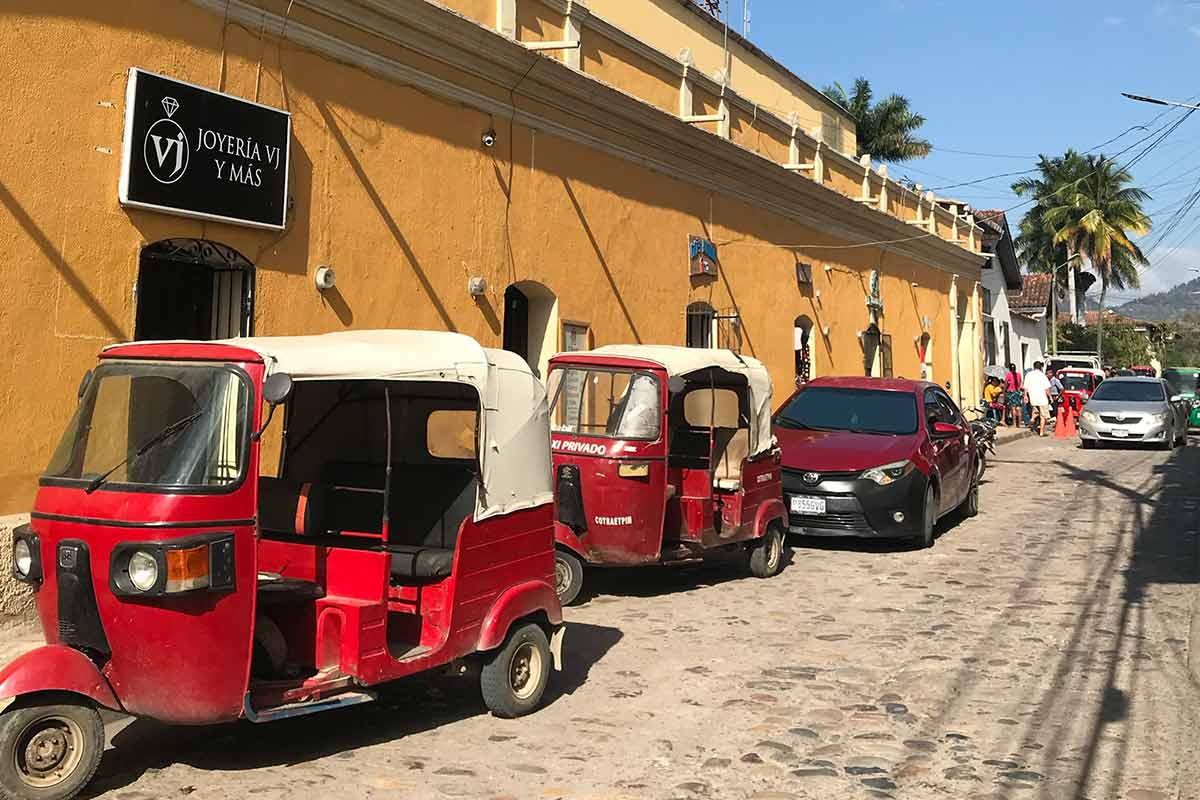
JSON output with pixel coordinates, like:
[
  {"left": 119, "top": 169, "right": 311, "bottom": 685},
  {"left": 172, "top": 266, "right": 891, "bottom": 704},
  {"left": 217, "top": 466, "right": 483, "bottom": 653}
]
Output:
[
  {"left": 570, "top": 344, "right": 775, "bottom": 457},
  {"left": 107, "top": 331, "right": 552, "bottom": 521}
]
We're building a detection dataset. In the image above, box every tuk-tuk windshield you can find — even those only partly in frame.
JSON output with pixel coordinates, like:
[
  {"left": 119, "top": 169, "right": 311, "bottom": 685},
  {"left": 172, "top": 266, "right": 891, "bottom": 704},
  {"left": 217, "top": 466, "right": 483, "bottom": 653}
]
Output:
[
  {"left": 547, "top": 367, "right": 661, "bottom": 440},
  {"left": 44, "top": 362, "right": 251, "bottom": 490},
  {"left": 1059, "top": 374, "right": 1092, "bottom": 392}
]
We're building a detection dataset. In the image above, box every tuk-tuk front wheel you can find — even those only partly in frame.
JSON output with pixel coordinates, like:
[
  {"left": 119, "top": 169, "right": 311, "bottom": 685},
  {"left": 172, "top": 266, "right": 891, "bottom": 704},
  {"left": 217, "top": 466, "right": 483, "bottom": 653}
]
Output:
[
  {"left": 553, "top": 549, "right": 584, "bottom": 606},
  {"left": 748, "top": 523, "right": 786, "bottom": 578},
  {"left": 0, "top": 695, "right": 104, "bottom": 800},
  {"left": 480, "top": 623, "right": 551, "bottom": 719}
]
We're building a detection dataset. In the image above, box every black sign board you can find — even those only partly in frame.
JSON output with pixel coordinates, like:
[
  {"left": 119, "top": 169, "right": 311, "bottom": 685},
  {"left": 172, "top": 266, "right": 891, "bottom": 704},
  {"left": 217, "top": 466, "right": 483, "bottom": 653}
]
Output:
[{"left": 119, "top": 68, "right": 291, "bottom": 230}]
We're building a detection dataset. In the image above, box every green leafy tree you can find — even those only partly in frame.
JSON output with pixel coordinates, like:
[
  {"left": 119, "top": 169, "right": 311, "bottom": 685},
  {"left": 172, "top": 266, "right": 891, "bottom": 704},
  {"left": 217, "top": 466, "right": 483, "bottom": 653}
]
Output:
[
  {"left": 821, "top": 78, "right": 931, "bottom": 163},
  {"left": 1012, "top": 151, "right": 1093, "bottom": 312},
  {"left": 1044, "top": 156, "right": 1150, "bottom": 357}
]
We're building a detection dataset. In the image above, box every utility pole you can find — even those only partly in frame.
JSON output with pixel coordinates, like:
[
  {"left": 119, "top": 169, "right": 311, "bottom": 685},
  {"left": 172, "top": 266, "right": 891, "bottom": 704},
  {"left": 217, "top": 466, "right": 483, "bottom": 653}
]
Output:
[
  {"left": 1049, "top": 253, "right": 1080, "bottom": 356},
  {"left": 1050, "top": 267, "right": 1057, "bottom": 356},
  {"left": 1066, "top": 249, "right": 1077, "bottom": 325}
]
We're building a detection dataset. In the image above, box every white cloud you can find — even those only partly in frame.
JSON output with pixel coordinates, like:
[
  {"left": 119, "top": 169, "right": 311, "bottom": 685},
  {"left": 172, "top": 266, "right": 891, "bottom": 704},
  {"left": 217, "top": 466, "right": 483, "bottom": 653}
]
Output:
[
  {"left": 1103, "top": 15, "right": 1125, "bottom": 26},
  {"left": 1102, "top": 246, "right": 1200, "bottom": 304}
]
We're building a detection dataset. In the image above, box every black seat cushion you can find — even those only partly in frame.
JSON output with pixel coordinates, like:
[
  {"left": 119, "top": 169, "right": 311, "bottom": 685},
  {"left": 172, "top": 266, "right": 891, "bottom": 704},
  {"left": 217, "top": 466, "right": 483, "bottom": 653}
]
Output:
[{"left": 388, "top": 545, "right": 454, "bottom": 579}]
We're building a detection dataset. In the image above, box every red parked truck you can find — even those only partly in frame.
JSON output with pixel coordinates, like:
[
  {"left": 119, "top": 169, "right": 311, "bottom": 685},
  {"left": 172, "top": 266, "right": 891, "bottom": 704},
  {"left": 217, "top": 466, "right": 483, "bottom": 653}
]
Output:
[
  {"left": 544, "top": 345, "right": 788, "bottom": 604},
  {"left": 1, "top": 331, "right": 564, "bottom": 800}
]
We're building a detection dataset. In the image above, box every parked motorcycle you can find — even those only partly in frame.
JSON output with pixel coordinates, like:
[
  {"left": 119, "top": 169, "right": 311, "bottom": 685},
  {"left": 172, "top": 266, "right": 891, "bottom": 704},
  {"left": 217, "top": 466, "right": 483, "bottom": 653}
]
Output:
[{"left": 966, "top": 407, "right": 998, "bottom": 484}]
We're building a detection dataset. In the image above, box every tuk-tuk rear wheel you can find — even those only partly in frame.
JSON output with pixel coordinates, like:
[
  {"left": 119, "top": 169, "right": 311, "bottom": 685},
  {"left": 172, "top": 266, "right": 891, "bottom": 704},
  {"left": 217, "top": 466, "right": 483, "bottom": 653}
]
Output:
[
  {"left": 748, "top": 524, "right": 785, "bottom": 578},
  {"left": 553, "top": 549, "right": 584, "bottom": 606},
  {"left": 0, "top": 695, "right": 103, "bottom": 800},
  {"left": 480, "top": 623, "right": 551, "bottom": 719}
]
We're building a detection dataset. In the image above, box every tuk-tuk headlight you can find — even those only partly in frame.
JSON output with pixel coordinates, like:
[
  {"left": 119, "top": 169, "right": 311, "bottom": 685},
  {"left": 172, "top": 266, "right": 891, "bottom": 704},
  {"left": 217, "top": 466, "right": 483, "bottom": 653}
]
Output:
[
  {"left": 127, "top": 550, "right": 160, "bottom": 592},
  {"left": 11, "top": 526, "right": 41, "bottom": 584},
  {"left": 13, "top": 538, "right": 32, "bottom": 578}
]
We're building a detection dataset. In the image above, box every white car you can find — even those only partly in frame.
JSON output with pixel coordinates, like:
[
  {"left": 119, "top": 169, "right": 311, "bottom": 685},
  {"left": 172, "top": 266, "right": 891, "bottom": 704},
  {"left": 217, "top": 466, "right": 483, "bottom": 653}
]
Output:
[{"left": 1078, "top": 377, "right": 1189, "bottom": 450}]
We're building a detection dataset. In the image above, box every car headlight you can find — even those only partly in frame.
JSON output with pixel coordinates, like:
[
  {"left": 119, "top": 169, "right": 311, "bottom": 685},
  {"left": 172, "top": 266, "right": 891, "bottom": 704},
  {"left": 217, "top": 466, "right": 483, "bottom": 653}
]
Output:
[
  {"left": 861, "top": 460, "right": 914, "bottom": 486},
  {"left": 1081, "top": 410, "right": 1099, "bottom": 423},
  {"left": 1152, "top": 411, "right": 1170, "bottom": 424},
  {"left": 13, "top": 538, "right": 31, "bottom": 578},
  {"left": 127, "top": 550, "right": 160, "bottom": 592}
]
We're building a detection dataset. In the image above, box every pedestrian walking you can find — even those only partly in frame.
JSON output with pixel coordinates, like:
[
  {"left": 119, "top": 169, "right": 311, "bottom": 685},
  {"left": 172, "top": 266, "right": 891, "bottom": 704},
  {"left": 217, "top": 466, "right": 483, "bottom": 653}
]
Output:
[
  {"left": 1005, "top": 363, "right": 1024, "bottom": 427},
  {"left": 1024, "top": 361, "right": 1053, "bottom": 437},
  {"left": 1049, "top": 370, "right": 1064, "bottom": 418}
]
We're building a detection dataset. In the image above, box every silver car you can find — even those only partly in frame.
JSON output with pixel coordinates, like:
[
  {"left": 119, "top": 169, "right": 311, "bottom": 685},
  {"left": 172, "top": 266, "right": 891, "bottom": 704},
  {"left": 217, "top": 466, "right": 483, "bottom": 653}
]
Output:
[{"left": 1078, "top": 377, "right": 1189, "bottom": 450}]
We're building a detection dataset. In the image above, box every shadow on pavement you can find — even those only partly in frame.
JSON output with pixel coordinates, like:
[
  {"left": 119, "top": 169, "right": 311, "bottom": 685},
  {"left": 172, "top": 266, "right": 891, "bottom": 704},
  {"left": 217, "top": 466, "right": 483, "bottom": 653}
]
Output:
[
  {"left": 575, "top": 548, "right": 796, "bottom": 604},
  {"left": 916, "top": 441, "right": 1200, "bottom": 800},
  {"left": 83, "top": 621, "right": 624, "bottom": 798}
]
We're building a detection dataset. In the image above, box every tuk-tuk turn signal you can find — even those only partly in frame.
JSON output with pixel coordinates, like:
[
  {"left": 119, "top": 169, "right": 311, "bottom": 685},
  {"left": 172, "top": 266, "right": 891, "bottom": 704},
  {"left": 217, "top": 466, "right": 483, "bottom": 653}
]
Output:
[{"left": 165, "top": 545, "right": 211, "bottom": 593}]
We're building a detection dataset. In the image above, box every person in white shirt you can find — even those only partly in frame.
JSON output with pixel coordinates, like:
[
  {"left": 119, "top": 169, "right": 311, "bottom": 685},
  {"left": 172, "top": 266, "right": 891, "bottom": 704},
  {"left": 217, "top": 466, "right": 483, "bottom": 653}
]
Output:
[{"left": 1023, "top": 361, "right": 1053, "bottom": 437}]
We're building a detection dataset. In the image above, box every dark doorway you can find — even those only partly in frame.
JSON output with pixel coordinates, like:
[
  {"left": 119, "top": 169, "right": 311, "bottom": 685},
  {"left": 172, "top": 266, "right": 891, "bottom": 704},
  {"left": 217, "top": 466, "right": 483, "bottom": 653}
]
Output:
[
  {"left": 503, "top": 285, "right": 529, "bottom": 358},
  {"left": 134, "top": 239, "right": 254, "bottom": 341}
]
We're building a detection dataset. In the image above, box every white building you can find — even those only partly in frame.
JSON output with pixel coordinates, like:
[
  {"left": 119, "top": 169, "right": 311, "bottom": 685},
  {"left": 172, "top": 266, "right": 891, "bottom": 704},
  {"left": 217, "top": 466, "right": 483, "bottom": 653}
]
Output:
[{"left": 975, "top": 211, "right": 1046, "bottom": 370}]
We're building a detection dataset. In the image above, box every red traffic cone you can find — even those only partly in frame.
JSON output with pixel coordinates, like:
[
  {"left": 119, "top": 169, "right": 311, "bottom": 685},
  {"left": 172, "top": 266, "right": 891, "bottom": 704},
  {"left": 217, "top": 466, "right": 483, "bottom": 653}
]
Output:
[
  {"left": 1065, "top": 398, "right": 1079, "bottom": 438},
  {"left": 1055, "top": 401, "right": 1068, "bottom": 438}
]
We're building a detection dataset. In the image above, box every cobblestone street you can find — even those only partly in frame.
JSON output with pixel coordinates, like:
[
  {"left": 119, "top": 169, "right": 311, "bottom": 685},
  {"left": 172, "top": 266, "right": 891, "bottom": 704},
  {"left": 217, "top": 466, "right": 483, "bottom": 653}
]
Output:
[{"left": 7, "top": 435, "right": 1200, "bottom": 800}]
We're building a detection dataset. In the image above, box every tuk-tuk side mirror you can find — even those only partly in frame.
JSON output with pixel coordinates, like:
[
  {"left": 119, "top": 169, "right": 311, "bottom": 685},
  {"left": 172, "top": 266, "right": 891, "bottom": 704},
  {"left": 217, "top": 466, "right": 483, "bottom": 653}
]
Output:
[
  {"left": 254, "top": 373, "right": 293, "bottom": 441},
  {"left": 263, "top": 373, "right": 293, "bottom": 406},
  {"left": 77, "top": 369, "right": 93, "bottom": 401}
]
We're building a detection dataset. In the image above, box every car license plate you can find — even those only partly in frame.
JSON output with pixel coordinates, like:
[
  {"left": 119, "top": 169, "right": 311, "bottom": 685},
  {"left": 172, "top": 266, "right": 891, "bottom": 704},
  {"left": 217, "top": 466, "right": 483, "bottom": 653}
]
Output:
[
  {"left": 1111, "top": 429, "right": 1129, "bottom": 438},
  {"left": 790, "top": 495, "right": 826, "bottom": 515}
]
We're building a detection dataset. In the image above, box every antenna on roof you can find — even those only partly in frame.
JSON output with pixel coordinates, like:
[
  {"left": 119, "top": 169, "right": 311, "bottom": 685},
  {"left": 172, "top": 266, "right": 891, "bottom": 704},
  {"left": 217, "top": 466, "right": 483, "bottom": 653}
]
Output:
[{"left": 742, "top": 0, "right": 751, "bottom": 36}]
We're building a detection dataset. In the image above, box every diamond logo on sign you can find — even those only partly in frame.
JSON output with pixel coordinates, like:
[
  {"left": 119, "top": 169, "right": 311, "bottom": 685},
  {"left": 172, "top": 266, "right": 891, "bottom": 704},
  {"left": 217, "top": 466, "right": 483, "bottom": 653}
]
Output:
[{"left": 143, "top": 96, "right": 189, "bottom": 185}]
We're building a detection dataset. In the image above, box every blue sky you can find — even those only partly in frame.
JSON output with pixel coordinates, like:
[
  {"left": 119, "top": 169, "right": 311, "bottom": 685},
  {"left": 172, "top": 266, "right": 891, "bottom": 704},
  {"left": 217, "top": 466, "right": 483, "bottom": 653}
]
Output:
[{"left": 739, "top": 0, "right": 1200, "bottom": 303}]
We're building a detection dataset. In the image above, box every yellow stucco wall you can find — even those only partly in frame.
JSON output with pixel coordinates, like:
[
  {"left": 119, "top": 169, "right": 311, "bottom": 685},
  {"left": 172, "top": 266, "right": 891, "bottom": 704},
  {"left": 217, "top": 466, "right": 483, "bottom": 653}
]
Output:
[
  {"left": 0, "top": 0, "right": 974, "bottom": 516},
  {"left": 584, "top": 0, "right": 857, "bottom": 154}
]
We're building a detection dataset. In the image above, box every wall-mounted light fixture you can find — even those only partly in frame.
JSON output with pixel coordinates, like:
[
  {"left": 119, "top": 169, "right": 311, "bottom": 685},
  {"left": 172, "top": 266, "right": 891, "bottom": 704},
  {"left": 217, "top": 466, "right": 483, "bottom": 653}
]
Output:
[
  {"left": 814, "top": 289, "right": 822, "bottom": 301},
  {"left": 823, "top": 264, "right": 834, "bottom": 273},
  {"left": 468, "top": 276, "right": 488, "bottom": 297},
  {"left": 822, "top": 325, "right": 831, "bottom": 337},
  {"left": 314, "top": 265, "right": 336, "bottom": 291},
  {"left": 911, "top": 281, "right": 919, "bottom": 288}
]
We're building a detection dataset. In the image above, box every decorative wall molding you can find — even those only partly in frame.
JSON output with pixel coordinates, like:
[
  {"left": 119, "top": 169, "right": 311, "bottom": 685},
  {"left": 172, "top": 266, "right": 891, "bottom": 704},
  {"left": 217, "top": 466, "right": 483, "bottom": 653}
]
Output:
[{"left": 191, "top": 0, "right": 984, "bottom": 275}]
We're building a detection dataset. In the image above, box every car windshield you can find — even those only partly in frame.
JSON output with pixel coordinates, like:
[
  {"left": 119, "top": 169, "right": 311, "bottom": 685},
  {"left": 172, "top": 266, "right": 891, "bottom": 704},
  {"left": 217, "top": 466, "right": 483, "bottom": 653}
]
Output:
[
  {"left": 44, "top": 362, "right": 251, "bottom": 490},
  {"left": 774, "top": 386, "right": 918, "bottom": 435},
  {"left": 1164, "top": 370, "right": 1200, "bottom": 397},
  {"left": 1060, "top": 374, "right": 1092, "bottom": 391},
  {"left": 1090, "top": 381, "right": 1165, "bottom": 403},
  {"left": 547, "top": 366, "right": 661, "bottom": 439}
]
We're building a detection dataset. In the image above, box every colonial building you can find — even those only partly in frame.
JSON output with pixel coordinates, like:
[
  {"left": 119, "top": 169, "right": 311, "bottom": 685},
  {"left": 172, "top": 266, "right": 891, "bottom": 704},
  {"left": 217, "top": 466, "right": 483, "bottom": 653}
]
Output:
[{"left": 0, "top": 0, "right": 986, "bottom": 542}]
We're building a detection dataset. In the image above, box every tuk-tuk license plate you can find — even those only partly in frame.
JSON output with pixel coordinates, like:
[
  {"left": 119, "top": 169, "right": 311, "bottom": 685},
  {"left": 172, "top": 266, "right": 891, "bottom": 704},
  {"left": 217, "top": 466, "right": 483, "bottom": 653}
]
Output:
[{"left": 790, "top": 495, "right": 826, "bottom": 515}]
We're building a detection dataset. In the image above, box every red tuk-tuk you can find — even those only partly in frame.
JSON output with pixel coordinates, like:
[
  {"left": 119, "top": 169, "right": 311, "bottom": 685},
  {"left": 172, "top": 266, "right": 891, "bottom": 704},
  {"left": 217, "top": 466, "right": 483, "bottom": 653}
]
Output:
[
  {"left": 1, "top": 331, "right": 564, "bottom": 800},
  {"left": 1058, "top": 367, "right": 1105, "bottom": 406},
  {"left": 544, "top": 345, "right": 788, "bottom": 604}
]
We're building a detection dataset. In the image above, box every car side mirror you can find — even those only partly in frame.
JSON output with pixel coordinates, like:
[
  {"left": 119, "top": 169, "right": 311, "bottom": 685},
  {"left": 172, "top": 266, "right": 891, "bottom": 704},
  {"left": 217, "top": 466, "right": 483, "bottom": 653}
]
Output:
[
  {"left": 932, "top": 421, "right": 961, "bottom": 436},
  {"left": 1170, "top": 395, "right": 1183, "bottom": 403}
]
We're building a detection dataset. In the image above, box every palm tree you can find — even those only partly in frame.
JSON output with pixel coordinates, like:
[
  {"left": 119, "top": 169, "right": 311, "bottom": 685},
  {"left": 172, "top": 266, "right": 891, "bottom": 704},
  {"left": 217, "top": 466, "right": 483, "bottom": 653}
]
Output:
[
  {"left": 822, "top": 78, "right": 932, "bottom": 163},
  {"left": 1044, "top": 156, "right": 1151, "bottom": 356},
  {"left": 1012, "top": 151, "right": 1092, "bottom": 320}
]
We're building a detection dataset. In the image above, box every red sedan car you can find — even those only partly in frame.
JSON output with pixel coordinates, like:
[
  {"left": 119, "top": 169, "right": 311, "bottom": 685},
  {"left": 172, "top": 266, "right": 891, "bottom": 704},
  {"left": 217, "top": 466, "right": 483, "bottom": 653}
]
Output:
[{"left": 772, "top": 377, "right": 978, "bottom": 548}]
